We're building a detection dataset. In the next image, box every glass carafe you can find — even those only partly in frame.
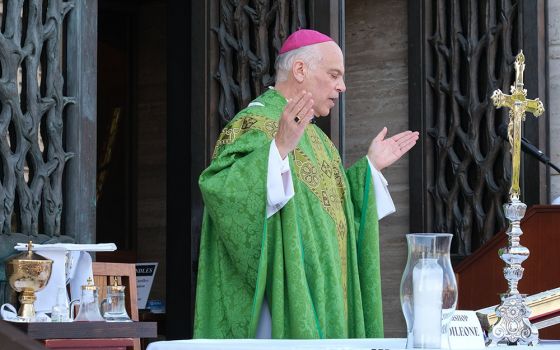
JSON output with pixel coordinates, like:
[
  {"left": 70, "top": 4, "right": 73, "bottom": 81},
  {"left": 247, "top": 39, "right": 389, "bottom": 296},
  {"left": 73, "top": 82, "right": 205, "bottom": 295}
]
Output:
[
  {"left": 101, "top": 278, "right": 131, "bottom": 322},
  {"left": 73, "top": 277, "right": 105, "bottom": 322},
  {"left": 400, "top": 233, "right": 458, "bottom": 349}
]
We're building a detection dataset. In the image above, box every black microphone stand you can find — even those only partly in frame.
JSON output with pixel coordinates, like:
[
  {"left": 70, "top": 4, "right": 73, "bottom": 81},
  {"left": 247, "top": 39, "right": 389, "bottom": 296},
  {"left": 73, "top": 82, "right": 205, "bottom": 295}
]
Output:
[
  {"left": 545, "top": 158, "right": 560, "bottom": 174},
  {"left": 498, "top": 124, "right": 560, "bottom": 174}
]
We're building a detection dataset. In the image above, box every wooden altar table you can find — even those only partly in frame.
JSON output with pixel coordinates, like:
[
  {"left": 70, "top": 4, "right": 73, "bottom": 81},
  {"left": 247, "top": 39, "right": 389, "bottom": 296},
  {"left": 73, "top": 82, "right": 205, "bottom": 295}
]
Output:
[{"left": 9, "top": 321, "right": 157, "bottom": 350}]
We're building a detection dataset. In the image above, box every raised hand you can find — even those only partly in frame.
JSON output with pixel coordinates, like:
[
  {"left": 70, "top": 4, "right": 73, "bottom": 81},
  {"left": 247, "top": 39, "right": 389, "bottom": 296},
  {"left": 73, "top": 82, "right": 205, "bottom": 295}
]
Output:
[
  {"left": 367, "top": 127, "right": 419, "bottom": 171},
  {"left": 275, "top": 90, "right": 315, "bottom": 159}
]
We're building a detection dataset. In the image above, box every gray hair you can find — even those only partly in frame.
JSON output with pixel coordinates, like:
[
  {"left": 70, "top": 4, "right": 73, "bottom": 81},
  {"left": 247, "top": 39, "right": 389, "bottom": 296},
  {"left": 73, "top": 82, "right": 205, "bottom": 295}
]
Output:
[{"left": 274, "top": 44, "right": 322, "bottom": 82}]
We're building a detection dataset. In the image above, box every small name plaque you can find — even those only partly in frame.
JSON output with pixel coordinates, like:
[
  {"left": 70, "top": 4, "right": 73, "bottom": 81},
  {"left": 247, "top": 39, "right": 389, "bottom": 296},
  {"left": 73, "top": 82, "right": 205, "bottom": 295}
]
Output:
[
  {"left": 447, "top": 310, "right": 485, "bottom": 349},
  {"left": 136, "top": 262, "right": 158, "bottom": 310}
]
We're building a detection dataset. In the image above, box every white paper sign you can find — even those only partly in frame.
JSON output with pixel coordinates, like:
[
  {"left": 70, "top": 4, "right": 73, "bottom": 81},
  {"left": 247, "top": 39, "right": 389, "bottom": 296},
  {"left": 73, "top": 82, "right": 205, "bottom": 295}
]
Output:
[
  {"left": 448, "top": 310, "right": 486, "bottom": 349},
  {"left": 136, "top": 262, "right": 158, "bottom": 309}
]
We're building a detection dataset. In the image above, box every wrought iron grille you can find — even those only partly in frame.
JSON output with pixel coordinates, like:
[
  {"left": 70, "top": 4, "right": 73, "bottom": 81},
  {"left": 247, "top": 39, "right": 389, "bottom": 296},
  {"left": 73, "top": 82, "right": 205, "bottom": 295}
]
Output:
[
  {"left": 427, "top": 0, "right": 520, "bottom": 255},
  {"left": 213, "top": 0, "right": 308, "bottom": 126},
  {"left": 0, "top": 0, "right": 74, "bottom": 237}
]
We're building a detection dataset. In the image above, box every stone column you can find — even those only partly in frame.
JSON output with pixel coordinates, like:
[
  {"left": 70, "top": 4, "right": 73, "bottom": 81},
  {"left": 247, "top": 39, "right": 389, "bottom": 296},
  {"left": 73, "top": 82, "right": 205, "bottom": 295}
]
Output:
[{"left": 549, "top": 1, "right": 560, "bottom": 203}]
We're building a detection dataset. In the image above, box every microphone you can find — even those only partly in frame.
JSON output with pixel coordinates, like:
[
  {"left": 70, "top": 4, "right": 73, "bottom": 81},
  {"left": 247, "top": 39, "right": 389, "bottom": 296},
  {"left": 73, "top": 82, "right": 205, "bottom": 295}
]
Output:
[{"left": 497, "top": 124, "right": 560, "bottom": 174}]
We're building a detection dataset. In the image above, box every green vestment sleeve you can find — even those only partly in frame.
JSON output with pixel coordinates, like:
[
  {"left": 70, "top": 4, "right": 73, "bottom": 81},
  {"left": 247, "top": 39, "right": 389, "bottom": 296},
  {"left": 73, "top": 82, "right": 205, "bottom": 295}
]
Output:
[
  {"left": 346, "top": 157, "right": 384, "bottom": 337},
  {"left": 195, "top": 120, "right": 271, "bottom": 338}
]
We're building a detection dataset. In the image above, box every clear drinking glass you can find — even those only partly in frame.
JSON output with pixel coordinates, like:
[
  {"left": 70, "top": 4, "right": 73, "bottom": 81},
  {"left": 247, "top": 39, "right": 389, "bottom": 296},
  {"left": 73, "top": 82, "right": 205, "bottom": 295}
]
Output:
[
  {"left": 400, "top": 233, "right": 458, "bottom": 349},
  {"left": 51, "top": 287, "right": 70, "bottom": 322}
]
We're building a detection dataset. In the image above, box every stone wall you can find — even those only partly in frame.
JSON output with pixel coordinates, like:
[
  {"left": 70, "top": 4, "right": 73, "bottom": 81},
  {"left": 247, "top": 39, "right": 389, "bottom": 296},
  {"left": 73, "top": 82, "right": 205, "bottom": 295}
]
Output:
[
  {"left": 345, "top": 0, "right": 409, "bottom": 337},
  {"left": 549, "top": 2, "right": 560, "bottom": 203}
]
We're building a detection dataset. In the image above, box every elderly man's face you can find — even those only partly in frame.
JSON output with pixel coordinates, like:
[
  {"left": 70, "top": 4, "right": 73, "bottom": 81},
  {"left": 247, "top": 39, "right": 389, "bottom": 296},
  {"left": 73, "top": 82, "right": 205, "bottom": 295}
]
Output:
[{"left": 304, "top": 42, "right": 346, "bottom": 117}]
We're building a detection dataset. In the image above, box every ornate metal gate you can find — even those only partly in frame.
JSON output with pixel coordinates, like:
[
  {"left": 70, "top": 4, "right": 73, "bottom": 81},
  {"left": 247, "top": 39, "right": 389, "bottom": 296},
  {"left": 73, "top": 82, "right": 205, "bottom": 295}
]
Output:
[
  {"left": 0, "top": 0, "right": 97, "bottom": 304},
  {"left": 408, "top": 0, "right": 548, "bottom": 257}
]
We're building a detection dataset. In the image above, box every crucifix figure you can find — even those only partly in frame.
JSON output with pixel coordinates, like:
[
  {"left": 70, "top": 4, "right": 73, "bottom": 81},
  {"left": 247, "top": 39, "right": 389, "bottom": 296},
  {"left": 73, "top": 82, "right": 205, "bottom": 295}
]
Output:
[
  {"left": 491, "top": 51, "right": 544, "bottom": 200},
  {"left": 487, "top": 51, "right": 544, "bottom": 346}
]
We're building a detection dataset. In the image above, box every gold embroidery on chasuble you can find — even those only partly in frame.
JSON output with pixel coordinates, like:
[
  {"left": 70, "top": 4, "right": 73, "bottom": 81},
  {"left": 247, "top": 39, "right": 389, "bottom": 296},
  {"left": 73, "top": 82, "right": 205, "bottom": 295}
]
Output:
[
  {"left": 213, "top": 115, "right": 350, "bottom": 318},
  {"left": 293, "top": 126, "right": 349, "bottom": 318},
  {"left": 212, "top": 115, "right": 278, "bottom": 159}
]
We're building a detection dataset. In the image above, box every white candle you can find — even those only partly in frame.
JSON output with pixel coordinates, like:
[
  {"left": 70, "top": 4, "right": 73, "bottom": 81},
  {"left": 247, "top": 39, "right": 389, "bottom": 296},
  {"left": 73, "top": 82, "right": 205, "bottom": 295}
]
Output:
[{"left": 413, "top": 258, "right": 443, "bottom": 348}]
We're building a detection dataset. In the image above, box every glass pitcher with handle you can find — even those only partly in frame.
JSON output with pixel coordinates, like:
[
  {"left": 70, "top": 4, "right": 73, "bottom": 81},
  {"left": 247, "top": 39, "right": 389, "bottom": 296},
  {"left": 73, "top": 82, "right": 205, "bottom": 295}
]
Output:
[
  {"left": 100, "top": 277, "right": 131, "bottom": 322},
  {"left": 71, "top": 277, "right": 105, "bottom": 322}
]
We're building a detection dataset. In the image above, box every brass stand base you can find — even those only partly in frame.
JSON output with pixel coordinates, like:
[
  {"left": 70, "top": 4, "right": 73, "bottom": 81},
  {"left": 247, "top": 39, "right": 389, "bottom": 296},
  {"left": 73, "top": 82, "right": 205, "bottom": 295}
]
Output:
[{"left": 18, "top": 289, "right": 37, "bottom": 320}]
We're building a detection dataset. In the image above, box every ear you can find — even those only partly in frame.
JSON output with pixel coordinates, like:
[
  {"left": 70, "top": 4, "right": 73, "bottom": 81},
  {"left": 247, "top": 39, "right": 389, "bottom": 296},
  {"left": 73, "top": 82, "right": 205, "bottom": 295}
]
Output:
[{"left": 292, "top": 60, "right": 306, "bottom": 83}]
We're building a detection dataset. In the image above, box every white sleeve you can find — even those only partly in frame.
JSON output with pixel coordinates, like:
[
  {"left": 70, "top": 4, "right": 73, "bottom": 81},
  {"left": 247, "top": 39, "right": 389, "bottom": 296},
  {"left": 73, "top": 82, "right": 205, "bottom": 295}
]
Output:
[
  {"left": 367, "top": 158, "right": 396, "bottom": 220},
  {"left": 266, "top": 140, "right": 295, "bottom": 218}
]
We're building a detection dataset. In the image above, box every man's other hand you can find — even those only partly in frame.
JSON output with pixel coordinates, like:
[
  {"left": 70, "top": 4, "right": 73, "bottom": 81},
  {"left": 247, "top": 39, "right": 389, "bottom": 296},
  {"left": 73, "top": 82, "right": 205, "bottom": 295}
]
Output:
[{"left": 367, "top": 127, "right": 419, "bottom": 171}]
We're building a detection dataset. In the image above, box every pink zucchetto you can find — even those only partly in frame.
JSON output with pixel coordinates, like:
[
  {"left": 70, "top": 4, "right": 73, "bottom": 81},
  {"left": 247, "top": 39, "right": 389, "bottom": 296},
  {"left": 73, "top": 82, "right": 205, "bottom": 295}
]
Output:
[{"left": 279, "top": 29, "right": 334, "bottom": 54}]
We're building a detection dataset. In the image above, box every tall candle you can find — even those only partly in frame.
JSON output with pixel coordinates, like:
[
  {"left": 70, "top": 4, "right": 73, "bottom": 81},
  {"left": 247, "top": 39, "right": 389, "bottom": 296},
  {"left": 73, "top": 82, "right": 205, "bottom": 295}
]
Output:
[{"left": 413, "top": 258, "right": 443, "bottom": 348}]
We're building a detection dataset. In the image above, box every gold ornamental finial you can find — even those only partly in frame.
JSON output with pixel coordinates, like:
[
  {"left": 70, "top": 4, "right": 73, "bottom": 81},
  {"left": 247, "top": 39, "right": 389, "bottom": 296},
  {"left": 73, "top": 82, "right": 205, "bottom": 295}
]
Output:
[
  {"left": 82, "top": 277, "right": 97, "bottom": 291},
  {"left": 514, "top": 50, "right": 525, "bottom": 90}
]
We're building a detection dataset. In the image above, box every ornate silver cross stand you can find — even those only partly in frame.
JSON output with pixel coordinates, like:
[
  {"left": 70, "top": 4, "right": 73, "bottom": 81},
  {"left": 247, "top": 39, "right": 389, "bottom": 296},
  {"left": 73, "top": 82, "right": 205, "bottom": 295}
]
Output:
[{"left": 488, "top": 51, "right": 544, "bottom": 346}]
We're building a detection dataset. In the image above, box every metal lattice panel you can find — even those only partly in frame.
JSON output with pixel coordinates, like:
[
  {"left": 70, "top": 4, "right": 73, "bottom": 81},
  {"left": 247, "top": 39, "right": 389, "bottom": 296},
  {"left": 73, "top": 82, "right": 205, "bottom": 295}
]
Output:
[
  {"left": 0, "top": 0, "right": 74, "bottom": 237},
  {"left": 427, "top": 0, "right": 520, "bottom": 255},
  {"left": 213, "top": 0, "right": 308, "bottom": 125}
]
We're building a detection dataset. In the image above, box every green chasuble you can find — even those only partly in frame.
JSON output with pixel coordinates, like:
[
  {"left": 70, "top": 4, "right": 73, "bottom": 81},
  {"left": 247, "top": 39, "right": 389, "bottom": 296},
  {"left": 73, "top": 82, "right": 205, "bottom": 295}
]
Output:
[{"left": 194, "top": 88, "right": 383, "bottom": 339}]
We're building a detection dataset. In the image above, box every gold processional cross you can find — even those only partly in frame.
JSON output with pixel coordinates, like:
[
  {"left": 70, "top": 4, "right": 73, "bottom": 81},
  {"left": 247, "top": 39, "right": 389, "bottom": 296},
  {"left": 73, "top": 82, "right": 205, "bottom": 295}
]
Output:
[{"left": 491, "top": 51, "right": 545, "bottom": 200}]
